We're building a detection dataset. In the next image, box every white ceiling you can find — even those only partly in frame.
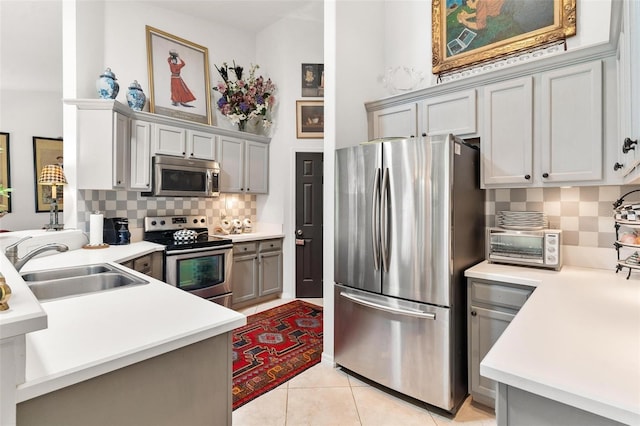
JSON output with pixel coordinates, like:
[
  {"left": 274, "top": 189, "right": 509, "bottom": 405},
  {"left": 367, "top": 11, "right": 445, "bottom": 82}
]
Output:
[{"left": 144, "top": 0, "right": 323, "bottom": 32}]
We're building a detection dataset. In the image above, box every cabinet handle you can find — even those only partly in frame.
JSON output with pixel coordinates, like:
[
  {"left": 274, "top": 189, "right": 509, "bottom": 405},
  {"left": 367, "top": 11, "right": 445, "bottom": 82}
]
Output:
[
  {"left": 623, "top": 138, "right": 638, "bottom": 154},
  {"left": 182, "top": 152, "right": 186, "bottom": 155},
  {"left": 471, "top": 311, "right": 477, "bottom": 317},
  {"left": 542, "top": 173, "right": 549, "bottom": 178},
  {"left": 614, "top": 162, "right": 624, "bottom": 171},
  {"left": 524, "top": 174, "right": 531, "bottom": 180},
  {"left": 422, "top": 133, "right": 427, "bottom": 137}
]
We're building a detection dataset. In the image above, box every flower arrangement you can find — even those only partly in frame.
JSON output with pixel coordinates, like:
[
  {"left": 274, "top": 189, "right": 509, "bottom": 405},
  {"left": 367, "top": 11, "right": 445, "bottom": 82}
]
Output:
[{"left": 212, "top": 61, "right": 276, "bottom": 132}]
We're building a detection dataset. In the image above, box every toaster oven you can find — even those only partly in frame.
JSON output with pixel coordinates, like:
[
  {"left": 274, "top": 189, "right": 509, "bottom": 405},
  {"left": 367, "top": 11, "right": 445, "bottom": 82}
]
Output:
[{"left": 487, "top": 227, "right": 562, "bottom": 270}]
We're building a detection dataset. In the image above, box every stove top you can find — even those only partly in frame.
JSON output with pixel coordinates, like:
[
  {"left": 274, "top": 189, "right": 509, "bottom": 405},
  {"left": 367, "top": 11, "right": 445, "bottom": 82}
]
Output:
[{"left": 143, "top": 215, "right": 232, "bottom": 251}]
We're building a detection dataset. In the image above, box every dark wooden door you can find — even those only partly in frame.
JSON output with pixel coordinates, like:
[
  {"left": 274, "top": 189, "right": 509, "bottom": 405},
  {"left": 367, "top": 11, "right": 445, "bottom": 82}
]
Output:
[{"left": 295, "top": 152, "right": 324, "bottom": 298}]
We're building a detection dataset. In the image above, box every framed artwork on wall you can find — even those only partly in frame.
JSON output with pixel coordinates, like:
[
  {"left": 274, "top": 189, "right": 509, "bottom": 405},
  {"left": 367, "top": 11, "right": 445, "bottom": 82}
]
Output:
[
  {"left": 431, "top": 0, "right": 577, "bottom": 74},
  {"left": 0, "top": 133, "right": 11, "bottom": 214},
  {"left": 146, "top": 25, "right": 212, "bottom": 125},
  {"left": 296, "top": 100, "right": 324, "bottom": 139},
  {"left": 301, "top": 63, "right": 324, "bottom": 97},
  {"left": 33, "top": 136, "right": 63, "bottom": 213}
]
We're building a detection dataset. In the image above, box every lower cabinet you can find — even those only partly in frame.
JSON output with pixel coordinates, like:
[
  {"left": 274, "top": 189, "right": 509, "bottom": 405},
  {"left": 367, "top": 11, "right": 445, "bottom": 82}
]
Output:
[
  {"left": 467, "top": 278, "right": 534, "bottom": 408},
  {"left": 231, "top": 238, "right": 283, "bottom": 309},
  {"left": 119, "top": 251, "right": 164, "bottom": 281}
]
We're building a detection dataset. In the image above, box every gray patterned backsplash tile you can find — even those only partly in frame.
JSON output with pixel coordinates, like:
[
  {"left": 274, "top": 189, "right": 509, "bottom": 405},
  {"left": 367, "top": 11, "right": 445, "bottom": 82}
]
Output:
[
  {"left": 78, "top": 190, "right": 256, "bottom": 233},
  {"left": 485, "top": 185, "right": 640, "bottom": 248}
]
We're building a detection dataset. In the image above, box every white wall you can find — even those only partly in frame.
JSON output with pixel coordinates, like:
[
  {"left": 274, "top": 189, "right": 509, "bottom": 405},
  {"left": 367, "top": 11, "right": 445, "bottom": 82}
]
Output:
[
  {"left": 254, "top": 5, "right": 324, "bottom": 299},
  {"left": 0, "top": 0, "right": 63, "bottom": 231}
]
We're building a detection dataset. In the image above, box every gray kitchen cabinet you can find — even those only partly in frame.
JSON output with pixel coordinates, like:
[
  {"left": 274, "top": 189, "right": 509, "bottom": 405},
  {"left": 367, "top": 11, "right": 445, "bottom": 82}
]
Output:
[
  {"left": 129, "top": 119, "right": 152, "bottom": 190},
  {"left": 619, "top": 0, "right": 640, "bottom": 183},
  {"left": 232, "top": 238, "right": 283, "bottom": 309},
  {"left": 70, "top": 100, "right": 130, "bottom": 190},
  {"left": 217, "top": 136, "right": 269, "bottom": 194},
  {"left": 152, "top": 122, "right": 218, "bottom": 160},
  {"left": 371, "top": 102, "right": 418, "bottom": 139},
  {"left": 467, "top": 278, "right": 534, "bottom": 408},
  {"left": 119, "top": 251, "right": 163, "bottom": 281}
]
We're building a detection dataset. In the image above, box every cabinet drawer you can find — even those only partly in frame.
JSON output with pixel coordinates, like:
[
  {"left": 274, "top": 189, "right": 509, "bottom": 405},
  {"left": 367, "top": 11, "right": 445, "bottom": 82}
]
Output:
[
  {"left": 234, "top": 242, "right": 257, "bottom": 255},
  {"left": 470, "top": 280, "right": 533, "bottom": 310},
  {"left": 258, "top": 239, "right": 282, "bottom": 252},
  {"left": 133, "top": 254, "right": 152, "bottom": 274}
]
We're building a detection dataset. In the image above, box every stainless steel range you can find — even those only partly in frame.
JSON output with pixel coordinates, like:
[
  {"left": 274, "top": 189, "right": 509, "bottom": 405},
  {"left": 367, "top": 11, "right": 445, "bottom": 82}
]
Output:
[{"left": 143, "top": 215, "right": 233, "bottom": 307}]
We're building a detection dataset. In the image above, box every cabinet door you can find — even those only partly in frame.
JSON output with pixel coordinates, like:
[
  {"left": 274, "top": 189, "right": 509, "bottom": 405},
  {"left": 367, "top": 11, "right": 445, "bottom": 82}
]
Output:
[
  {"left": 113, "top": 112, "right": 130, "bottom": 188},
  {"left": 188, "top": 130, "right": 217, "bottom": 160},
  {"left": 371, "top": 103, "right": 418, "bottom": 139},
  {"left": 244, "top": 141, "right": 268, "bottom": 193},
  {"left": 539, "top": 61, "right": 603, "bottom": 183},
  {"left": 620, "top": 0, "right": 640, "bottom": 182},
  {"left": 482, "top": 77, "right": 533, "bottom": 186},
  {"left": 422, "top": 89, "right": 476, "bottom": 136},
  {"left": 469, "top": 306, "right": 515, "bottom": 408},
  {"left": 259, "top": 250, "right": 283, "bottom": 296},
  {"left": 217, "top": 136, "right": 244, "bottom": 192},
  {"left": 231, "top": 254, "right": 259, "bottom": 305},
  {"left": 154, "top": 123, "right": 187, "bottom": 157},
  {"left": 129, "top": 120, "right": 152, "bottom": 190}
]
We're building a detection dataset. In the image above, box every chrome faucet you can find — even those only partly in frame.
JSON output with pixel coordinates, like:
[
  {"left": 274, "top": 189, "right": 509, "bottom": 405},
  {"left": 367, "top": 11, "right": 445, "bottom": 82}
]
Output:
[{"left": 4, "top": 236, "right": 69, "bottom": 272}]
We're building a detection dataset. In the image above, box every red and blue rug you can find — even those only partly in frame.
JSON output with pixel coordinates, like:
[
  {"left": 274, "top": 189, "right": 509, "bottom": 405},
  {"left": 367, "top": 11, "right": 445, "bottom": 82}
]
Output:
[{"left": 232, "top": 300, "right": 323, "bottom": 410}]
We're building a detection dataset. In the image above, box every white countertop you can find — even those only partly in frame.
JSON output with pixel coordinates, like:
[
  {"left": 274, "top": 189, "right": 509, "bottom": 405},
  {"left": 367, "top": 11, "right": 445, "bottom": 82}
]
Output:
[
  {"left": 213, "top": 231, "right": 284, "bottom": 242},
  {"left": 466, "top": 261, "right": 640, "bottom": 425},
  {"left": 0, "top": 240, "right": 246, "bottom": 403}
]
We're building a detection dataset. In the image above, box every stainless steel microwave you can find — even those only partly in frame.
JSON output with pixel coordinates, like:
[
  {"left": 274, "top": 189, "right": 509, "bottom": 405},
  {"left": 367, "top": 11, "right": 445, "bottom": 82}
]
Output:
[
  {"left": 487, "top": 227, "right": 562, "bottom": 270},
  {"left": 143, "top": 155, "right": 220, "bottom": 198}
]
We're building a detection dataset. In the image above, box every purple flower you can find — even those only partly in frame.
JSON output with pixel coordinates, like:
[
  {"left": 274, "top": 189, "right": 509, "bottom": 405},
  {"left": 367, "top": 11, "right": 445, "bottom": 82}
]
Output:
[
  {"left": 256, "top": 95, "right": 264, "bottom": 105},
  {"left": 240, "top": 102, "right": 249, "bottom": 113},
  {"left": 217, "top": 97, "right": 228, "bottom": 108}
]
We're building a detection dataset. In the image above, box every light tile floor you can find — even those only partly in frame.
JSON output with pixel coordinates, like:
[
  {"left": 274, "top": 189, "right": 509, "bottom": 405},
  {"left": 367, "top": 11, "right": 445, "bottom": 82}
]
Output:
[{"left": 233, "top": 298, "right": 496, "bottom": 426}]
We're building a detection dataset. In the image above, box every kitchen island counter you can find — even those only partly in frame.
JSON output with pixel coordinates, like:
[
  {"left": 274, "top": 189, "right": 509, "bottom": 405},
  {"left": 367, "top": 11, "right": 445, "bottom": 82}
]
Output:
[
  {"left": 466, "top": 261, "right": 640, "bottom": 425},
  {"left": 2, "top": 241, "right": 246, "bottom": 404}
]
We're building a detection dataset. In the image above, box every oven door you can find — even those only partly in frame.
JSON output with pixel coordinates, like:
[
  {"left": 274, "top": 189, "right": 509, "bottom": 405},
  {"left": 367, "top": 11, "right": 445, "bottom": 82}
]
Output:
[
  {"left": 487, "top": 229, "right": 545, "bottom": 265},
  {"left": 165, "top": 246, "right": 232, "bottom": 302}
]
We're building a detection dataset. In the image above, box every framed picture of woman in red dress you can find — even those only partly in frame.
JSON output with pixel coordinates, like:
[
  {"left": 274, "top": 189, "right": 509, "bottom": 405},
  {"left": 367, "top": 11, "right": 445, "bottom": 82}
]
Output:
[{"left": 146, "top": 25, "right": 212, "bottom": 125}]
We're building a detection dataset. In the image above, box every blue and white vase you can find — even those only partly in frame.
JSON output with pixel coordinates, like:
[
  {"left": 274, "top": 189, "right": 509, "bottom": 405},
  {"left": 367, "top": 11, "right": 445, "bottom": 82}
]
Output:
[
  {"left": 126, "top": 80, "right": 146, "bottom": 111},
  {"left": 96, "top": 68, "right": 119, "bottom": 99}
]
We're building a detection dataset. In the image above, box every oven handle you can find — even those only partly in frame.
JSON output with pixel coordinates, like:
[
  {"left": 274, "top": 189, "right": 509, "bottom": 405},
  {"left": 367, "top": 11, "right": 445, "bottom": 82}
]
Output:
[{"left": 166, "top": 245, "right": 233, "bottom": 255}]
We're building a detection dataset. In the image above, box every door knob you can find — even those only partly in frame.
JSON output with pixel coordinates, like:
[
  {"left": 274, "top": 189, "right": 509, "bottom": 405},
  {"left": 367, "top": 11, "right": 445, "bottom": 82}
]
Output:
[
  {"left": 296, "top": 229, "right": 303, "bottom": 236},
  {"left": 614, "top": 162, "right": 624, "bottom": 171}
]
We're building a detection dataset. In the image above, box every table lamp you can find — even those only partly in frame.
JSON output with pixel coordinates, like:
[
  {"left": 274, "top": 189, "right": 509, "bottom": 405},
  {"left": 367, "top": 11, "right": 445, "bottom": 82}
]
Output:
[{"left": 38, "top": 164, "right": 67, "bottom": 230}]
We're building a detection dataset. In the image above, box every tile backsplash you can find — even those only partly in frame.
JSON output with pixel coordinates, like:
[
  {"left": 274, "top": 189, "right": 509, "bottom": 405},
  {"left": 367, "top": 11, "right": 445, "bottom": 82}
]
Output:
[
  {"left": 77, "top": 190, "right": 256, "bottom": 233},
  {"left": 485, "top": 185, "right": 640, "bottom": 248}
]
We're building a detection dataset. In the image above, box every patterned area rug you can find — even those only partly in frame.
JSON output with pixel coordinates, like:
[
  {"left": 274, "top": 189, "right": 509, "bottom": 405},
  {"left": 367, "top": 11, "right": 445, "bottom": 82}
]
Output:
[{"left": 232, "top": 300, "right": 323, "bottom": 410}]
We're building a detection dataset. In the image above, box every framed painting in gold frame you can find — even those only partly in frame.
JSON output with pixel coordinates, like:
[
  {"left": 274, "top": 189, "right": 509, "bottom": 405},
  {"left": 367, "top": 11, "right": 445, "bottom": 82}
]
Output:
[
  {"left": 33, "top": 136, "right": 63, "bottom": 213},
  {"left": 146, "top": 25, "right": 212, "bottom": 125},
  {"left": 432, "top": 0, "right": 576, "bottom": 74},
  {"left": 0, "top": 133, "right": 11, "bottom": 214},
  {"left": 296, "top": 100, "right": 324, "bottom": 139}
]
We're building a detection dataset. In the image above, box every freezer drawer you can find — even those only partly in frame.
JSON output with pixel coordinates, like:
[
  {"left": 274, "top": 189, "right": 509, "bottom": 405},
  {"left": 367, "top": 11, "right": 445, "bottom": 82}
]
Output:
[{"left": 334, "top": 285, "right": 456, "bottom": 411}]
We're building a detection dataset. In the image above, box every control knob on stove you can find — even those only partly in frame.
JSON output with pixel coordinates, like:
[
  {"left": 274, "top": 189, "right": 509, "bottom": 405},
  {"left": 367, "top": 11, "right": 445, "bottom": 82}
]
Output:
[
  {"left": 151, "top": 220, "right": 157, "bottom": 226},
  {"left": 200, "top": 218, "right": 205, "bottom": 223},
  {"left": 160, "top": 220, "right": 166, "bottom": 225}
]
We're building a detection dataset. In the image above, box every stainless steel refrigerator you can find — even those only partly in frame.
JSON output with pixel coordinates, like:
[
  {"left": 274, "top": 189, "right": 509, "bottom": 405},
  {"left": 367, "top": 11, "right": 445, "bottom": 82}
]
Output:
[{"left": 334, "top": 134, "right": 484, "bottom": 413}]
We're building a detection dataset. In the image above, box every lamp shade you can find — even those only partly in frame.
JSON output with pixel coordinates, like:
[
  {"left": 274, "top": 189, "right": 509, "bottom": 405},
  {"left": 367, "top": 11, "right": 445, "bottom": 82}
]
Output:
[{"left": 38, "top": 164, "right": 67, "bottom": 185}]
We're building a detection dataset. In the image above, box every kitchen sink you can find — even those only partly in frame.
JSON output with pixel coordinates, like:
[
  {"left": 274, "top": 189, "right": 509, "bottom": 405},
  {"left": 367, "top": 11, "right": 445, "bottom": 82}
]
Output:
[{"left": 22, "top": 263, "right": 148, "bottom": 302}]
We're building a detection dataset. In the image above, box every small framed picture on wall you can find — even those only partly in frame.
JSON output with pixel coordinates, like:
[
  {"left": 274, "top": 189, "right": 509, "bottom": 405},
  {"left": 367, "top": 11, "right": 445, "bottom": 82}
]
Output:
[
  {"left": 301, "top": 63, "right": 324, "bottom": 97},
  {"left": 296, "top": 100, "right": 324, "bottom": 139}
]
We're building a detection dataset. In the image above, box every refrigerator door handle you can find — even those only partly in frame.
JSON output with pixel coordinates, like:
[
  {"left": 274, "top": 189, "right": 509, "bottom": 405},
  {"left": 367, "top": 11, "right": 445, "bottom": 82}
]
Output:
[
  {"left": 380, "top": 167, "right": 390, "bottom": 272},
  {"left": 372, "top": 168, "right": 381, "bottom": 271},
  {"left": 340, "top": 292, "right": 436, "bottom": 320}
]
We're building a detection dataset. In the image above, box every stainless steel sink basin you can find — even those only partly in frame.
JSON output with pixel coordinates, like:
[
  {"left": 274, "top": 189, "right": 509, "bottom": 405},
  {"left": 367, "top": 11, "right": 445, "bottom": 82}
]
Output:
[
  {"left": 21, "top": 264, "right": 112, "bottom": 282},
  {"left": 22, "top": 263, "right": 148, "bottom": 302}
]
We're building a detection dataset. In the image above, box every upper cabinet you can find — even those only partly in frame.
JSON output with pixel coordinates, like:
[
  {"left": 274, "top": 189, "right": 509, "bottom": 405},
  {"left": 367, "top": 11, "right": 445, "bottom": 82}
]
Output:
[
  {"left": 371, "top": 103, "right": 418, "bottom": 139},
  {"left": 421, "top": 90, "right": 476, "bottom": 137},
  {"left": 483, "top": 61, "right": 604, "bottom": 187},
  {"left": 152, "top": 123, "right": 217, "bottom": 160},
  {"left": 66, "top": 99, "right": 271, "bottom": 193},
  {"left": 482, "top": 77, "right": 533, "bottom": 186},
  {"left": 217, "top": 136, "right": 269, "bottom": 194},
  {"left": 71, "top": 101, "right": 130, "bottom": 190},
  {"left": 368, "top": 90, "right": 476, "bottom": 140},
  {"left": 619, "top": 0, "right": 640, "bottom": 183}
]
